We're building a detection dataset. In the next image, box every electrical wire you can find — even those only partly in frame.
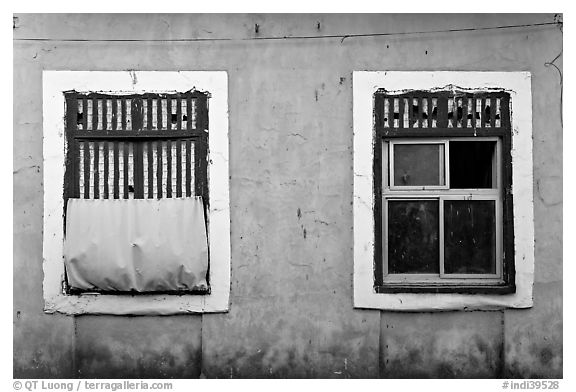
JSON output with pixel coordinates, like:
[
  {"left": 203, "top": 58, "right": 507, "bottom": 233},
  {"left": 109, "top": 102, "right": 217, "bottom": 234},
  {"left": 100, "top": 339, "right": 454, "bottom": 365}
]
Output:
[{"left": 13, "top": 21, "right": 560, "bottom": 43}]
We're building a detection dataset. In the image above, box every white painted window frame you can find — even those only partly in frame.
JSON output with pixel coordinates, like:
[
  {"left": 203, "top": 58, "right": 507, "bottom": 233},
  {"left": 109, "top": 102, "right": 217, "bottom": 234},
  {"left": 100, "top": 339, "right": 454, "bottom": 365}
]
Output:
[
  {"left": 353, "top": 71, "right": 534, "bottom": 311},
  {"left": 43, "top": 71, "right": 230, "bottom": 315}
]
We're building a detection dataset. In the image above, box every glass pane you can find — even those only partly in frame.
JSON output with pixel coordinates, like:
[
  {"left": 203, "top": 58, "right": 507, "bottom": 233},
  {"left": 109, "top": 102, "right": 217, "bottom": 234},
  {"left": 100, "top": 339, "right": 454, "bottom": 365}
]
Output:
[
  {"left": 449, "top": 141, "right": 496, "bottom": 189},
  {"left": 388, "top": 200, "right": 439, "bottom": 274},
  {"left": 444, "top": 200, "right": 496, "bottom": 274},
  {"left": 393, "top": 144, "right": 444, "bottom": 186}
]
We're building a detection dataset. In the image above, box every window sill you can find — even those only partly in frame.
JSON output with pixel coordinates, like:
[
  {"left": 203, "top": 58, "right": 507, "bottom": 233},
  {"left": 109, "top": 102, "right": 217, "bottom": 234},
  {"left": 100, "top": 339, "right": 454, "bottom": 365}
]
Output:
[{"left": 375, "top": 283, "right": 515, "bottom": 295}]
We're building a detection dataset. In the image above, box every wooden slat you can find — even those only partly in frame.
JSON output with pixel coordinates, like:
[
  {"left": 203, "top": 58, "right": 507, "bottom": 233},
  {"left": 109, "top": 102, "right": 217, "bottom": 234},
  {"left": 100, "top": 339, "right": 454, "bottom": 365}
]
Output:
[
  {"left": 113, "top": 142, "right": 119, "bottom": 199},
  {"left": 92, "top": 97, "right": 98, "bottom": 131},
  {"left": 398, "top": 97, "right": 404, "bottom": 129},
  {"left": 481, "top": 98, "right": 486, "bottom": 128},
  {"left": 156, "top": 141, "right": 163, "bottom": 198},
  {"left": 490, "top": 97, "right": 496, "bottom": 128},
  {"left": 186, "top": 139, "right": 192, "bottom": 196},
  {"left": 187, "top": 96, "right": 193, "bottom": 131},
  {"left": 111, "top": 99, "right": 118, "bottom": 131},
  {"left": 103, "top": 142, "right": 109, "bottom": 198},
  {"left": 82, "top": 97, "right": 88, "bottom": 131},
  {"left": 167, "top": 98, "right": 172, "bottom": 131},
  {"left": 462, "top": 97, "right": 468, "bottom": 128},
  {"left": 93, "top": 141, "right": 99, "bottom": 198},
  {"left": 83, "top": 141, "right": 90, "bottom": 198},
  {"left": 166, "top": 140, "right": 172, "bottom": 197},
  {"left": 147, "top": 142, "right": 154, "bottom": 198},
  {"left": 147, "top": 98, "right": 153, "bottom": 130},
  {"left": 123, "top": 142, "right": 129, "bottom": 198},
  {"left": 102, "top": 98, "right": 107, "bottom": 131},
  {"left": 176, "top": 140, "right": 182, "bottom": 197},
  {"left": 121, "top": 99, "right": 127, "bottom": 130},
  {"left": 157, "top": 98, "right": 163, "bottom": 131},
  {"left": 417, "top": 96, "right": 423, "bottom": 128},
  {"left": 176, "top": 97, "right": 182, "bottom": 131}
]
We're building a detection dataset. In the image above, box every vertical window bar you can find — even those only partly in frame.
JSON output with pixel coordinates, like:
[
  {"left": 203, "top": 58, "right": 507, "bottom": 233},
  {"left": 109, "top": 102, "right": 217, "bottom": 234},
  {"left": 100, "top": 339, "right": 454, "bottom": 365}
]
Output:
[
  {"left": 176, "top": 98, "right": 182, "bottom": 131},
  {"left": 147, "top": 142, "right": 153, "bottom": 198},
  {"left": 162, "top": 142, "right": 168, "bottom": 197},
  {"left": 157, "top": 98, "right": 164, "bottom": 131},
  {"left": 103, "top": 142, "right": 109, "bottom": 198},
  {"left": 191, "top": 98, "right": 197, "bottom": 129},
  {"left": 156, "top": 141, "right": 163, "bottom": 198},
  {"left": 181, "top": 99, "right": 188, "bottom": 130},
  {"left": 101, "top": 99, "right": 107, "bottom": 131},
  {"left": 495, "top": 98, "right": 501, "bottom": 128},
  {"left": 417, "top": 97, "right": 423, "bottom": 128},
  {"left": 111, "top": 98, "right": 118, "bottom": 131},
  {"left": 186, "top": 140, "right": 192, "bottom": 196},
  {"left": 118, "top": 142, "right": 124, "bottom": 198},
  {"left": 147, "top": 97, "right": 153, "bottom": 130},
  {"left": 152, "top": 142, "right": 158, "bottom": 198},
  {"left": 82, "top": 98, "right": 89, "bottom": 130},
  {"left": 78, "top": 143, "right": 85, "bottom": 198},
  {"left": 490, "top": 97, "right": 496, "bottom": 128},
  {"left": 143, "top": 144, "right": 148, "bottom": 197},
  {"left": 91, "top": 97, "right": 98, "bottom": 131},
  {"left": 125, "top": 99, "right": 132, "bottom": 131},
  {"left": 93, "top": 142, "right": 100, "bottom": 198},
  {"left": 432, "top": 98, "right": 439, "bottom": 128},
  {"left": 422, "top": 99, "right": 428, "bottom": 128},
  {"left": 88, "top": 142, "right": 95, "bottom": 198},
  {"left": 121, "top": 99, "right": 127, "bottom": 130},
  {"left": 411, "top": 98, "right": 418, "bottom": 128},
  {"left": 167, "top": 98, "right": 173, "bottom": 131},
  {"left": 171, "top": 98, "right": 178, "bottom": 130},
  {"left": 398, "top": 98, "right": 405, "bottom": 129},
  {"left": 171, "top": 142, "right": 177, "bottom": 196},
  {"left": 461, "top": 97, "right": 468, "bottom": 128},
  {"left": 152, "top": 99, "right": 158, "bottom": 130},
  {"left": 176, "top": 140, "right": 182, "bottom": 197},
  {"left": 447, "top": 98, "right": 454, "bottom": 128},
  {"left": 161, "top": 99, "right": 168, "bottom": 130},
  {"left": 123, "top": 142, "right": 129, "bottom": 199},
  {"left": 393, "top": 98, "right": 399, "bottom": 128},
  {"left": 481, "top": 98, "right": 486, "bottom": 128},
  {"left": 97, "top": 100, "right": 103, "bottom": 131},
  {"left": 475, "top": 99, "right": 481, "bottom": 128},
  {"left": 166, "top": 140, "right": 172, "bottom": 197},
  {"left": 142, "top": 100, "right": 148, "bottom": 130},
  {"left": 77, "top": 99, "right": 83, "bottom": 130},
  {"left": 113, "top": 142, "right": 120, "bottom": 199},
  {"left": 383, "top": 98, "right": 390, "bottom": 128},
  {"left": 83, "top": 142, "right": 90, "bottom": 198}
]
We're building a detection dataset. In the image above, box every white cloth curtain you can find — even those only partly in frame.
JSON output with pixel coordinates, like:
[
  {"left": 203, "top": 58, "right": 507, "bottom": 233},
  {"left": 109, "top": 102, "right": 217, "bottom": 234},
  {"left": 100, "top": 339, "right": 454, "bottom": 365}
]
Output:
[{"left": 64, "top": 197, "right": 208, "bottom": 292}]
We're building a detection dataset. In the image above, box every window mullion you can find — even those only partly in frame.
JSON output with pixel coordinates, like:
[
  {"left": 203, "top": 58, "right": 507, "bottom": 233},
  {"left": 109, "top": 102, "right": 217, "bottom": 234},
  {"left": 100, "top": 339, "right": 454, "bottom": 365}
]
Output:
[{"left": 439, "top": 196, "right": 446, "bottom": 278}]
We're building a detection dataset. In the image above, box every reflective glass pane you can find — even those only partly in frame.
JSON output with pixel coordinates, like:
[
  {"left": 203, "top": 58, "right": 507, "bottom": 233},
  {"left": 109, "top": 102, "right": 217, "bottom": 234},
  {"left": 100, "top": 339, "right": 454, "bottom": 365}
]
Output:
[
  {"left": 393, "top": 144, "right": 444, "bottom": 186},
  {"left": 449, "top": 141, "right": 496, "bottom": 189},
  {"left": 388, "top": 200, "right": 439, "bottom": 274},
  {"left": 444, "top": 200, "right": 496, "bottom": 274}
]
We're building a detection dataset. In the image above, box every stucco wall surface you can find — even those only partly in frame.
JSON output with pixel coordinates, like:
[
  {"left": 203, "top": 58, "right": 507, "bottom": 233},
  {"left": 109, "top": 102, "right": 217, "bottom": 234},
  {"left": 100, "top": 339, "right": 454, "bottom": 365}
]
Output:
[{"left": 13, "top": 13, "right": 562, "bottom": 378}]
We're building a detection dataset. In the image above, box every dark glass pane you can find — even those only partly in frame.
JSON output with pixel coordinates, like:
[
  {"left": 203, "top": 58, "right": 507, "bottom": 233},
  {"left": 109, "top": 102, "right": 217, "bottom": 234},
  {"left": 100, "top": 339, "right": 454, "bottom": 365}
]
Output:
[
  {"left": 393, "top": 144, "right": 444, "bottom": 186},
  {"left": 444, "top": 200, "right": 496, "bottom": 274},
  {"left": 388, "top": 200, "right": 439, "bottom": 273},
  {"left": 449, "top": 141, "right": 496, "bottom": 188}
]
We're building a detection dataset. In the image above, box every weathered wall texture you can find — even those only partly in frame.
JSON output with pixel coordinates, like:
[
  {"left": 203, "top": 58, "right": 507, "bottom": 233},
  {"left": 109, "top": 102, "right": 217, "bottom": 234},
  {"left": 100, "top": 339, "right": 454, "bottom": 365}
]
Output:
[{"left": 13, "top": 14, "right": 562, "bottom": 378}]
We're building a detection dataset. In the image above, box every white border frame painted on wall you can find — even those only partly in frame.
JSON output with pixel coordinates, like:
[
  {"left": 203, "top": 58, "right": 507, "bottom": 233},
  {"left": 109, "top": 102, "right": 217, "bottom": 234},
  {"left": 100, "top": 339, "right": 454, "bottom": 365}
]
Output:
[
  {"left": 43, "top": 71, "right": 230, "bottom": 315},
  {"left": 353, "top": 71, "right": 534, "bottom": 311}
]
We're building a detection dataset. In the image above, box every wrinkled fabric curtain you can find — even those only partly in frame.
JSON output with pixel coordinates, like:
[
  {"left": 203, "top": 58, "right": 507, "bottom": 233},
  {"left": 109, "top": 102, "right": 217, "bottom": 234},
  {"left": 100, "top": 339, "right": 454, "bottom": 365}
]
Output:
[{"left": 64, "top": 197, "right": 208, "bottom": 292}]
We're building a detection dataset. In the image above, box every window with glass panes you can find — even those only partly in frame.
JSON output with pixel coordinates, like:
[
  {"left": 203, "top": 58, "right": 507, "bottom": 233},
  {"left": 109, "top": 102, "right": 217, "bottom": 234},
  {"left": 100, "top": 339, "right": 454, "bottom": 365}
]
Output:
[{"left": 373, "top": 90, "right": 515, "bottom": 294}]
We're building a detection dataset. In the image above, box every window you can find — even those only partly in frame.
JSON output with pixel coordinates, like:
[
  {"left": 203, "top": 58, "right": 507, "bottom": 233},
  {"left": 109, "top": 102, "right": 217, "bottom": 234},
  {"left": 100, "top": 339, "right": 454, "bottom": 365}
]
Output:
[
  {"left": 62, "top": 92, "right": 210, "bottom": 294},
  {"left": 353, "top": 72, "right": 535, "bottom": 311},
  {"left": 43, "top": 71, "right": 230, "bottom": 314},
  {"left": 375, "top": 90, "right": 513, "bottom": 294}
]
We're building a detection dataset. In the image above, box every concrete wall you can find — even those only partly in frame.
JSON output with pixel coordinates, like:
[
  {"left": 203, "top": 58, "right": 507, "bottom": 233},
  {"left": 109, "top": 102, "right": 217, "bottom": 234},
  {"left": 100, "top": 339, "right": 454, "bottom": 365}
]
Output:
[{"left": 13, "top": 13, "right": 562, "bottom": 378}]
